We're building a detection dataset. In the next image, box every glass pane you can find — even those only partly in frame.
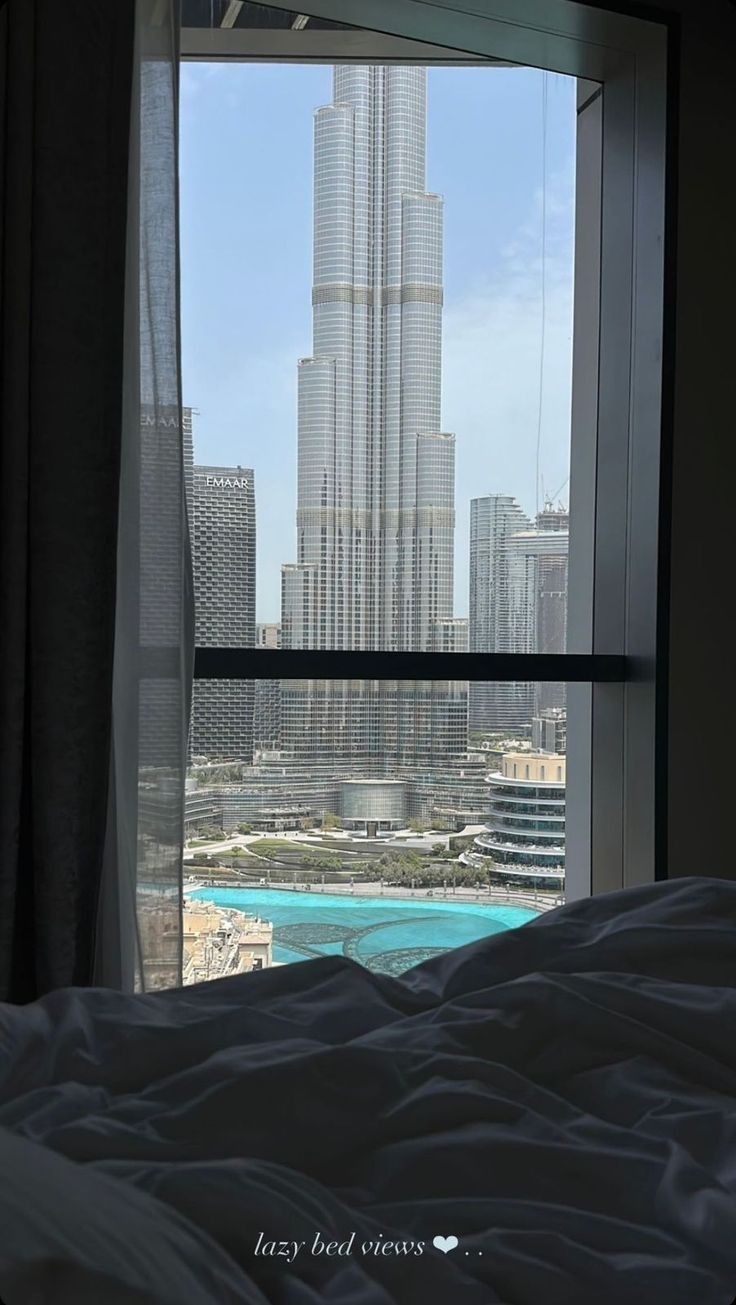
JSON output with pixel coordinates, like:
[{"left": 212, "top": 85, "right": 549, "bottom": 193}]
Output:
[
  {"left": 181, "top": 58, "right": 578, "bottom": 674},
  {"left": 180, "top": 29, "right": 586, "bottom": 982},
  {"left": 184, "top": 680, "right": 567, "bottom": 982}
]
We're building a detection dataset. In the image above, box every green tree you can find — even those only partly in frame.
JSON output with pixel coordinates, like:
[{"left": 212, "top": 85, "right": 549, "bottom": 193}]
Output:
[
  {"left": 378, "top": 850, "right": 424, "bottom": 879},
  {"left": 448, "top": 834, "right": 475, "bottom": 854},
  {"left": 237, "top": 823, "right": 253, "bottom": 835},
  {"left": 303, "top": 852, "right": 342, "bottom": 873},
  {"left": 322, "top": 812, "right": 343, "bottom": 830}
]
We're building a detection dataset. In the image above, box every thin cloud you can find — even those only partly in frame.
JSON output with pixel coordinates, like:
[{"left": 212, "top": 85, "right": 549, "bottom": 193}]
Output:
[{"left": 444, "top": 175, "right": 575, "bottom": 612}]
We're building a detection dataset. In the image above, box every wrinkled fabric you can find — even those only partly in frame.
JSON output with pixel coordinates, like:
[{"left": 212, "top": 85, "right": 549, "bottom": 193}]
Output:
[{"left": 1, "top": 877, "right": 736, "bottom": 1304}]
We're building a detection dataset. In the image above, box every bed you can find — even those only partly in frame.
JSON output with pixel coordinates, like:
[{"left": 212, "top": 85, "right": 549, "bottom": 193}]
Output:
[{"left": 1, "top": 876, "right": 735, "bottom": 1305}]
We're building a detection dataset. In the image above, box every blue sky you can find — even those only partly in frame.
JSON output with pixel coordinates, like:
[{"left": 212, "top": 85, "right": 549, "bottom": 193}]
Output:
[{"left": 180, "top": 62, "right": 576, "bottom": 623}]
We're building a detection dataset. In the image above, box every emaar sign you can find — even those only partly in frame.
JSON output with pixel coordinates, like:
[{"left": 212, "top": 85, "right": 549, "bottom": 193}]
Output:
[
  {"left": 141, "top": 414, "right": 179, "bottom": 428},
  {"left": 205, "top": 475, "right": 249, "bottom": 489}
]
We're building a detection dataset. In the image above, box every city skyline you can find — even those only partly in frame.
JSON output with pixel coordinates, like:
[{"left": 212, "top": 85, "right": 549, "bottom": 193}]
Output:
[
  {"left": 179, "top": 56, "right": 574, "bottom": 961},
  {"left": 180, "top": 61, "right": 576, "bottom": 624}
]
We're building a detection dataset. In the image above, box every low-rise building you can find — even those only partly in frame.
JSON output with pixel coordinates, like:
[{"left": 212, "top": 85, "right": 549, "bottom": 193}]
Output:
[{"left": 182, "top": 900, "right": 273, "bottom": 984}]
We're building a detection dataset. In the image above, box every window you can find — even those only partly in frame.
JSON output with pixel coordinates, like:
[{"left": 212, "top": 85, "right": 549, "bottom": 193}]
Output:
[{"left": 179, "top": 0, "right": 668, "bottom": 983}]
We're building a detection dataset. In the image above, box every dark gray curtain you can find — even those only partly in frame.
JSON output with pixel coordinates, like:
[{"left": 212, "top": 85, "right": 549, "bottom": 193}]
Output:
[
  {"left": 0, "top": 1, "right": 136, "bottom": 1001},
  {"left": 95, "top": 0, "right": 191, "bottom": 994}
]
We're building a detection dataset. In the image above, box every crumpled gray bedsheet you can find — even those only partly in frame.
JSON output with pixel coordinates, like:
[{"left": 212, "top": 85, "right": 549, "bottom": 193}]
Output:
[{"left": 1, "top": 876, "right": 735, "bottom": 1305}]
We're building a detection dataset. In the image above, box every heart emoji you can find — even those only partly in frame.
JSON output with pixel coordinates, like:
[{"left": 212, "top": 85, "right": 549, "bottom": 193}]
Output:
[{"left": 432, "top": 1235, "right": 459, "bottom": 1254}]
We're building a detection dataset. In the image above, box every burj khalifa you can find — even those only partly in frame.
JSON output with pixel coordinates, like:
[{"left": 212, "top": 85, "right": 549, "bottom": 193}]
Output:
[{"left": 281, "top": 65, "right": 467, "bottom": 770}]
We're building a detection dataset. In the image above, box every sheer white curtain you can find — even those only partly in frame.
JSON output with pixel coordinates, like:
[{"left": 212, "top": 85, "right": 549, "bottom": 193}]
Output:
[{"left": 96, "top": 0, "right": 193, "bottom": 991}]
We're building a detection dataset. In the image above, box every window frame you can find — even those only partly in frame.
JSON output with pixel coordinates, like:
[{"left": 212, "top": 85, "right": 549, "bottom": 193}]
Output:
[{"left": 182, "top": 0, "right": 673, "bottom": 902}]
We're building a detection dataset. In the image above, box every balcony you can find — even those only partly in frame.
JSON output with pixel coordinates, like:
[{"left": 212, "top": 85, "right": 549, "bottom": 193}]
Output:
[{"left": 475, "top": 833, "right": 565, "bottom": 861}]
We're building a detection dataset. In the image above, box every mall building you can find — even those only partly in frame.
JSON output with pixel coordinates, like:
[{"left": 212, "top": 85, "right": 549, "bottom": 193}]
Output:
[
  {"left": 463, "top": 751, "right": 566, "bottom": 891},
  {"left": 184, "top": 759, "right": 490, "bottom": 835}
]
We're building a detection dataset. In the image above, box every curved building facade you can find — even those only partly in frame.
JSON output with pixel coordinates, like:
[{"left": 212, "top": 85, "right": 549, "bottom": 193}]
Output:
[
  {"left": 340, "top": 779, "right": 406, "bottom": 831},
  {"left": 470, "top": 752, "right": 566, "bottom": 889}
]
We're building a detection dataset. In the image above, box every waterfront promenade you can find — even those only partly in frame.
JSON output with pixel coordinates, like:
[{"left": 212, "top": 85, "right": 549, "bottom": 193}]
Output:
[{"left": 185, "top": 875, "right": 558, "bottom": 915}]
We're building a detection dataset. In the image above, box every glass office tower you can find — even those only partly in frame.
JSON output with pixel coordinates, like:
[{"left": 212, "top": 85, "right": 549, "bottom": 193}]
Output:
[
  {"left": 469, "top": 495, "right": 569, "bottom": 735},
  {"left": 190, "top": 464, "right": 256, "bottom": 760},
  {"left": 281, "top": 66, "right": 466, "bottom": 769}
]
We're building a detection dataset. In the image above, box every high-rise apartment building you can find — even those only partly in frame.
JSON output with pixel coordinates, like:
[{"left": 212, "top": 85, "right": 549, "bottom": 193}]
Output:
[
  {"left": 254, "top": 623, "right": 281, "bottom": 752},
  {"left": 431, "top": 617, "right": 469, "bottom": 653},
  {"left": 469, "top": 494, "right": 532, "bottom": 733},
  {"left": 190, "top": 464, "right": 255, "bottom": 760},
  {"left": 532, "top": 708, "right": 567, "bottom": 754},
  {"left": 280, "top": 65, "right": 465, "bottom": 770},
  {"left": 469, "top": 496, "right": 568, "bottom": 733},
  {"left": 507, "top": 509, "right": 568, "bottom": 714},
  {"left": 256, "top": 622, "right": 281, "bottom": 649}
]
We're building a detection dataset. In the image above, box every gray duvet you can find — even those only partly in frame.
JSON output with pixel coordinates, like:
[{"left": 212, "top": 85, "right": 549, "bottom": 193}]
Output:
[{"left": 1, "top": 876, "right": 735, "bottom": 1305}]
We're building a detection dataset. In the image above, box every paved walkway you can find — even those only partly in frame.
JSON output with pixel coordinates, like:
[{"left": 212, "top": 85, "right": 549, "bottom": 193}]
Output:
[{"left": 186, "top": 876, "right": 560, "bottom": 914}]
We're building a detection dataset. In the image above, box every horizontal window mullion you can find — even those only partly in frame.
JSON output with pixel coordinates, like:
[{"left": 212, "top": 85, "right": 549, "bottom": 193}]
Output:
[{"left": 193, "top": 648, "right": 625, "bottom": 682}]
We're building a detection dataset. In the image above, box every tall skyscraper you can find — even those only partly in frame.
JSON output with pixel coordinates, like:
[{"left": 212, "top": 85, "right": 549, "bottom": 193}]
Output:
[
  {"left": 469, "top": 495, "right": 568, "bottom": 734},
  {"left": 281, "top": 65, "right": 465, "bottom": 769},
  {"left": 254, "top": 623, "right": 281, "bottom": 752},
  {"left": 507, "top": 508, "right": 568, "bottom": 714},
  {"left": 469, "top": 494, "right": 532, "bottom": 733},
  {"left": 190, "top": 464, "right": 255, "bottom": 760}
]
